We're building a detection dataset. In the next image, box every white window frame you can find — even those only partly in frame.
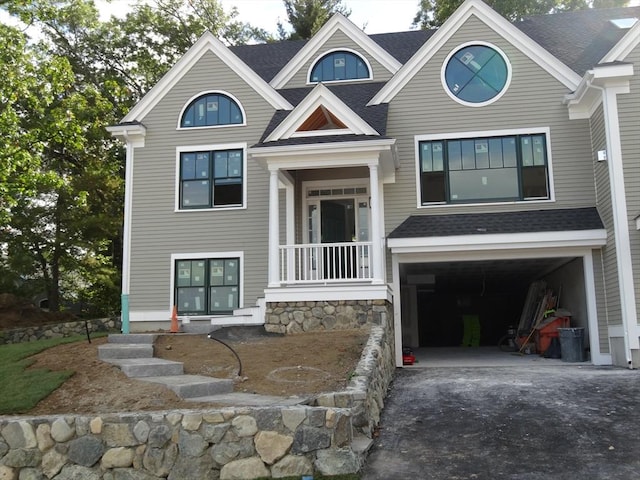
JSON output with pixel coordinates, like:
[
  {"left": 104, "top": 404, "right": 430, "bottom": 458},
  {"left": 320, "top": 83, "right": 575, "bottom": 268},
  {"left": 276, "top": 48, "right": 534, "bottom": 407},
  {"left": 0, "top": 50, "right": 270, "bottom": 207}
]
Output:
[
  {"left": 175, "top": 143, "right": 248, "bottom": 212},
  {"left": 176, "top": 90, "right": 247, "bottom": 130},
  {"left": 441, "top": 41, "right": 512, "bottom": 108},
  {"left": 170, "top": 251, "right": 244, "bottom": 316},
  {"left": 414, "top": 127, "right": 556, "bottom": 209},
  {"left": 307, "top": 48, "right": 374, "bottom": 85}
]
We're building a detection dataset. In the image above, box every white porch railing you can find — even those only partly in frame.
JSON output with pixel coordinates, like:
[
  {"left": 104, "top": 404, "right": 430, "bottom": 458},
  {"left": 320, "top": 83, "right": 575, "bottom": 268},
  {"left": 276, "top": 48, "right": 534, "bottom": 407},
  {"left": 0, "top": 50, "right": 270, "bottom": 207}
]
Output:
[{"left": 279, "top": 242, "right": 373, "bottom": 284}]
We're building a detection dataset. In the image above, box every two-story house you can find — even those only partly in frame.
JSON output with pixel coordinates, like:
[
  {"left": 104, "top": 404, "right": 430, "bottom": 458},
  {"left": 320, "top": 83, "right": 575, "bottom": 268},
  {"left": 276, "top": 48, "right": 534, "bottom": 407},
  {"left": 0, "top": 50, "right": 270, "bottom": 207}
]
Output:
[{"left": 108, "top": 0, "right": 640, "bottom": 368}]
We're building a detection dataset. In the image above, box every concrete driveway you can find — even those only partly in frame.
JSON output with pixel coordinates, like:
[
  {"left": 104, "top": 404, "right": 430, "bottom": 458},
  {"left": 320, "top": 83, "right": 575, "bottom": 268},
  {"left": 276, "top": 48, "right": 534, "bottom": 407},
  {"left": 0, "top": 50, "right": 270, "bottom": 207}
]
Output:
[{"left": 361, "top": 365, "right": 640, "bottom": 479}]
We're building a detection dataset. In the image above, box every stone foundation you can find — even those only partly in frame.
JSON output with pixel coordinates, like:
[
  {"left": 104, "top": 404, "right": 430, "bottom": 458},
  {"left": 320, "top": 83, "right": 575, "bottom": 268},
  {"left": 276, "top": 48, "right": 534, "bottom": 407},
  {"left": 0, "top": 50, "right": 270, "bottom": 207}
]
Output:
[
  {"left": 0, "top": 317, "right": 121, "bottom": 345},
  {"left": 265, "top": 299, "right": 391, "bottom": 334}
]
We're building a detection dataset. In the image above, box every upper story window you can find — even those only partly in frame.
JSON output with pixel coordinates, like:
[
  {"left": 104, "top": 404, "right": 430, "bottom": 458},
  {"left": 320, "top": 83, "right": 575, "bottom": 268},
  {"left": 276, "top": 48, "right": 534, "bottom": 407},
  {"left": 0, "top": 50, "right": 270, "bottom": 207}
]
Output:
[
  {"left": 418, "top": 133, "right": 550, "bottom": 205},
  {"left": 179, "top": 148, "right": 244, "bottom": 209},
  {"left": 180, "top": 93, "right": 244, "bottom": 128},
  {"left": 442, "top": 43, "right": 510, "bottom": 106},
  {"left": 309, "top": 50, "right": 371, "bottom": 83}
]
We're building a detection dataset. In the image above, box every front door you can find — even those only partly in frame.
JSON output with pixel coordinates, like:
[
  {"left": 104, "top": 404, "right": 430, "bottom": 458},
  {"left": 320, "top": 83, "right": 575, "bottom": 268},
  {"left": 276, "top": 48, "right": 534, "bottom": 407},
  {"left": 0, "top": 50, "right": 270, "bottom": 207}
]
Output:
[{"left": 305, "top": 181, "right": 370, "bottom": 280}]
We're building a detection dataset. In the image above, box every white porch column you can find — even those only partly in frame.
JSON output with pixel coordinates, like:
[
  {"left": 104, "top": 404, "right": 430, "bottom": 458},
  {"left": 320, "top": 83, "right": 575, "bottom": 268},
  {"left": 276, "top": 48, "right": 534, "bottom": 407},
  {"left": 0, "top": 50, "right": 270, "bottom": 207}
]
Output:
[
  {"left": 268, "top": 167, "right": 280, "bottom": 287},
  {"left": 369, "top": 162, "right": 383, "bottom": 283},
  {"left": 601, "top": 84, "right": 639, "bottom": 366}
]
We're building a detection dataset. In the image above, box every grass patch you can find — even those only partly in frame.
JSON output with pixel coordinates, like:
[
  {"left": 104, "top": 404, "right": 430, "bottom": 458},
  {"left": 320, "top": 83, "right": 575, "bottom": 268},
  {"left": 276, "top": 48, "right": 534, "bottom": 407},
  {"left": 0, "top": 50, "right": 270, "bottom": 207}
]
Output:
[{"left": 0, "top": 335, "right": 99, "bottom": 414}]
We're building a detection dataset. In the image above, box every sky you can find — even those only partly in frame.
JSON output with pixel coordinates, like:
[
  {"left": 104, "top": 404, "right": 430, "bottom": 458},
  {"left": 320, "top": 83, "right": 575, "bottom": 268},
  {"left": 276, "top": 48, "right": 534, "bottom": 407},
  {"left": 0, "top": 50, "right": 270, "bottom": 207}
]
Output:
[{"left": 97, "top": 0, "right": 422, "bottom": 35}]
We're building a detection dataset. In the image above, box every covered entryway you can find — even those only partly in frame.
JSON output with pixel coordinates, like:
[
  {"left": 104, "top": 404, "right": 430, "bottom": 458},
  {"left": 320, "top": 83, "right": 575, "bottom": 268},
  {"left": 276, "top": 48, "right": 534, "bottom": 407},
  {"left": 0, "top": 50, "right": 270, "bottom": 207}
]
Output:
[{"left": 388, "top": 208, "right": 609, "bottom": 367}]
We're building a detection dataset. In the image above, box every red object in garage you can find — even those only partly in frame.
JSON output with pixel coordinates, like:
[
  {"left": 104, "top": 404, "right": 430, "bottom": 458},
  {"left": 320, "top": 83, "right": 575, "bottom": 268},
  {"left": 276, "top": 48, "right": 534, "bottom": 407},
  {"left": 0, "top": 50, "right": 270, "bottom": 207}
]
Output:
[
  {"left": 402, "top": 347, "right": 416, "bottom": 365},
  {"left": 536, "top": 316, "right": 570, "bottom": 354}
]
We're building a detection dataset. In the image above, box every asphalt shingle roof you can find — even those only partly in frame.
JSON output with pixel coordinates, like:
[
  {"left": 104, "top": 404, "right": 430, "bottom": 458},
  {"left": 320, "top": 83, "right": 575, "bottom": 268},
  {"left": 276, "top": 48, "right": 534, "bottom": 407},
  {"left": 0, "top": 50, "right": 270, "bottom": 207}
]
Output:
[{"left": 388, "top": 208, "right": 604, "bottom": 238}]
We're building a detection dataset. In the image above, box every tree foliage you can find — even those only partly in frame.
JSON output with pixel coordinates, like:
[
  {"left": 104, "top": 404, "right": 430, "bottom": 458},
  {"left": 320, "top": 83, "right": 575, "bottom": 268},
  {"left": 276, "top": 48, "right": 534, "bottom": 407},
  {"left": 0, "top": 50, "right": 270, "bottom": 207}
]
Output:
[
  {"left": 0, "top": 0, "right": 266, "bottom": 315},
  {"left": 278, "top": 0, "right": 351, "bottom": 40},
  {"left": 413, "top": 0, "right": 629, "bottom": 28}
]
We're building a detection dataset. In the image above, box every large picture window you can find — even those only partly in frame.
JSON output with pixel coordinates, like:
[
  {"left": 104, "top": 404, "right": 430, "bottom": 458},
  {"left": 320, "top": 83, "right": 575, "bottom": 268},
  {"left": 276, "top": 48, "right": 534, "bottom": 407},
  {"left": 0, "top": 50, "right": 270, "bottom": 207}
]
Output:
[
  {"left": 179, "top": 149, "right": 243, "bottom": 209},
  {"left": 419, "top": 134, "right": 549, "bottom": 205},
  {"left": 175, "top": 258, "right": 240, "bottom": 315}
]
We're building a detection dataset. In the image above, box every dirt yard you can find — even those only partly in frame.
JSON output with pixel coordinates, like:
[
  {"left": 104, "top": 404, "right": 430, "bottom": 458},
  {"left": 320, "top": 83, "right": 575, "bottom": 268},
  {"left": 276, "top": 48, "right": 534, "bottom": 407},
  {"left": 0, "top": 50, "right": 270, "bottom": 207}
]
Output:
[{"left": 26, "top": 328, "right": 369, "bottom": 415}]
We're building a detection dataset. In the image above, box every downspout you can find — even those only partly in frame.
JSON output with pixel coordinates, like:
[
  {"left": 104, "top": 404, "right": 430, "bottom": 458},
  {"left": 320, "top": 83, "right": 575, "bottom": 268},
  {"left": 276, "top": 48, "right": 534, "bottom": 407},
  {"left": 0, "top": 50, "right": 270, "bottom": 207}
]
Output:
[
  {"left": 591, "top": 82, "right": 637, "bottom": 368},
  {"left": 120, "top": 131, "right": 134, "bottom": 334}
]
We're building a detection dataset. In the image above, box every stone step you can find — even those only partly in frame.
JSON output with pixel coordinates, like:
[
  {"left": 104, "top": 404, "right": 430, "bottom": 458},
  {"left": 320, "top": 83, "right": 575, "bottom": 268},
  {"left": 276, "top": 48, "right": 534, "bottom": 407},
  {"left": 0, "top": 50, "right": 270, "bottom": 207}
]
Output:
[
  {"left": 186, "top": 393, "right": 308, "bottom": 406},
  {"left": 105, "top": 358, "right": 184, "bottom": 377},
  {"left": 351, "top": 435, "right": 374, "bottom": 455},
  {"left": 107, "top": 333, "right": 157, "bottom": 344},
  {"left": 139, "top": 375, "right": 234, "bottom": 399},
  {"left": 180, "top": 320, "right": 214, "bottom": 334},
  {"left": 97, "top": 343, "right": 154, "bottom": 360}
]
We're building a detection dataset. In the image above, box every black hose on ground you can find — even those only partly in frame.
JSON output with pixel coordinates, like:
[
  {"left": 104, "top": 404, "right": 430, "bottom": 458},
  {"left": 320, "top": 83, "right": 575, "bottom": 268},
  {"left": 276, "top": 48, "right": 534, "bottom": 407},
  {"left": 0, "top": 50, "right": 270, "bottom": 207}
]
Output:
[{"left": 207, "top": 333, "right": 243, "bottom": 377}]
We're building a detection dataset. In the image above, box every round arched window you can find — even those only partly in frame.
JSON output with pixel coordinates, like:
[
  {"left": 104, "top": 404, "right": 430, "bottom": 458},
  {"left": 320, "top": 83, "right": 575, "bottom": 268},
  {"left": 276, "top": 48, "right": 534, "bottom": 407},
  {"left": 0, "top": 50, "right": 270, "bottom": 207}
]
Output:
[{"left": 443, "top": 43, "right": 510, "bottom": 106}]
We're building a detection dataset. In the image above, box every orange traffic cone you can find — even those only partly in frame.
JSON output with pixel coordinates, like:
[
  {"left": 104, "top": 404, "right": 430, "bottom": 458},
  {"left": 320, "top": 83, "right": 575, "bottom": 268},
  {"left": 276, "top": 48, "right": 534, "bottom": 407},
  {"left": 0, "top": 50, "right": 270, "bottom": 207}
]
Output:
[{"left": 170, "top": 305, "right": 179, "bottom": 333}]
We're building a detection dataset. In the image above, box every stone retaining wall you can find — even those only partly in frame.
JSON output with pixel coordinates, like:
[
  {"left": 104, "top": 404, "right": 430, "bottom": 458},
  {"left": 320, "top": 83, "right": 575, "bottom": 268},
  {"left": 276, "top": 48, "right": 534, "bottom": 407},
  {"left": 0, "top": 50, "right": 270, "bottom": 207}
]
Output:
[
  {"left": 0, "top": 301, "right": 396, "bottom": 478},
  {"left": 0, "top": 318, "right": 121, "bottom": 345}
]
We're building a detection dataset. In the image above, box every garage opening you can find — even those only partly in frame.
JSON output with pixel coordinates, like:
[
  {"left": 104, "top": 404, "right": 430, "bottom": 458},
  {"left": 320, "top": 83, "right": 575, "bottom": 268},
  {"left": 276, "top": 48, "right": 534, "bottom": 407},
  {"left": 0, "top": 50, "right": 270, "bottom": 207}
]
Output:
[{"left": 399, "top": 257, "right": 590, "bottom": 353}]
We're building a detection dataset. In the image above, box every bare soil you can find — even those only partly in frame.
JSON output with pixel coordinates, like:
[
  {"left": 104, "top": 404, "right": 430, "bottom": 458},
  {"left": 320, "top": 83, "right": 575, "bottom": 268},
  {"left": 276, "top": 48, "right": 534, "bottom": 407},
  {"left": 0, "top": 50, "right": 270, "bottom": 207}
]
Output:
[{"left": 25, "top": 329, "right": 369, "bottom": 415}]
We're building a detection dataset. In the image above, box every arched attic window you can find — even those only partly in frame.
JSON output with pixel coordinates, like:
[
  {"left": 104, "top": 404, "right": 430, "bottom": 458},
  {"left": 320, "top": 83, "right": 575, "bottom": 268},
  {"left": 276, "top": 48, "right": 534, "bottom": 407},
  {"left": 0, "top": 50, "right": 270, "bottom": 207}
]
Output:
[
  {"left": 180, "top": 92, "right": 244, "bottom": 128},
  {"left": 309, "top": 50, "right": 371, "bottom": 83}
]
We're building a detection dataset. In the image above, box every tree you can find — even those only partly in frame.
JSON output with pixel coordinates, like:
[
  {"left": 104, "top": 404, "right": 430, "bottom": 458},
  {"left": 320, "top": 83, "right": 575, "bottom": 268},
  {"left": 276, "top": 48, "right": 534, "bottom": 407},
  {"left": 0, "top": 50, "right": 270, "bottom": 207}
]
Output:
[
  {"left": 278, "top": 0, "right": 351, "bottom": 40},
  {"left": 0, "top": 0, "right": 269, "bottom": 315},
  {"left": 413, "top": 0, "right": 629, "bottom": 29}
]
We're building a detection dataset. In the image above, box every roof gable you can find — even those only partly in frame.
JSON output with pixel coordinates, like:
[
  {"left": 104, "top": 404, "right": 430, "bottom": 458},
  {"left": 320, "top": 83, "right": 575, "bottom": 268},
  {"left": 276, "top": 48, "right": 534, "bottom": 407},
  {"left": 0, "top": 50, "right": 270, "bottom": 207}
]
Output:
[
  {"left": 269, "top": 13, "right": 402, "bottom": 90},
  {"left": 601, "top": 18, "right": 640, "bottom": 63},
  {"left": 265, "top": 83, "right": 379, "bottom": 142},
  {"left": 122, "top": 31, "right": 293, "bottom": 123},
  {"left": 369, "top": 0, "right": 582, "bottom": 106}
]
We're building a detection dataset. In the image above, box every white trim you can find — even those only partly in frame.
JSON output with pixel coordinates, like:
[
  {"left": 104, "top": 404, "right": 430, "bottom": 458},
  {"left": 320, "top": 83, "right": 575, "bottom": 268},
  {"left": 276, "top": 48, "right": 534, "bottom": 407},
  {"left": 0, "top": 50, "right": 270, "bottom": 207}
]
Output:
[
  {"left": 306, "top": 47, "right": 374, "bottom": 84},
  {"left": 170, "top": 251, "right": 244, "bottom": 317},
  {"left": 270, "top": 13, "right": 401, "bottom": 90},
  {"left": 106, "top": 124, "right": 147, "bottom": 148},
  {"left": 251, "top": 138, "right": 396, "bottom": 158},
  {"left": 175, "top": 142, "right": 248, "bottom": 212},
  {"left": 369, "top": 0, "right": 581, "bottom": 106},
  {"left": 130, "top": 311, "right": 172, "bottom": 322},
  {"left": 600, "top": 19, "right": 640, "bottom": 63},
  {"left": 265, "top": 83, "right": 378, "bottom": 142},
  {"left": 413, "top": 127, "right": 555, "bottom": 208},
  {"left": 264, "top": 284, "right": 392, "bottom": 303},
  {"left": 440, "top": 41, "right": 512, "bottom": 108},
  {"left": 388, "top": 230, "right": 607, "bottom": 255},
  {"left": 122, "top": 32, "right": 292, "bottom": 123},
  {"left": 392, "top": 253, "right": 403, "bottom": 367},
  {"left": 176, "top": 90, "right": 247, "bottom": 130},
  {"left": 583, "top": 252, "right": 609, "bottom": 365}
]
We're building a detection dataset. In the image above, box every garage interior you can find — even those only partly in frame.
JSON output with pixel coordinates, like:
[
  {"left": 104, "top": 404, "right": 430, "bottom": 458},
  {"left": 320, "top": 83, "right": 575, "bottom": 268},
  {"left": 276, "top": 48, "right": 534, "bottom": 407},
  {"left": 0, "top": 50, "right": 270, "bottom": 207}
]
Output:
[{"left": 399, "top": 256, "right": 591, "bottom": 361}]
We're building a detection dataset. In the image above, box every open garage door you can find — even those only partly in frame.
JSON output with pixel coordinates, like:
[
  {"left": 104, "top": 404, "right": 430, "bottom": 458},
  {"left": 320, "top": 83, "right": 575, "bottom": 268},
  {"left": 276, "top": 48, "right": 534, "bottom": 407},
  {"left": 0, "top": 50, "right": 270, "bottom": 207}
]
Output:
[
  {"left": 387, "top": 208, "right": 610, "bottom": 367},
  {"left": 399, "top": 257, "right": 589, "bottom": 352}
]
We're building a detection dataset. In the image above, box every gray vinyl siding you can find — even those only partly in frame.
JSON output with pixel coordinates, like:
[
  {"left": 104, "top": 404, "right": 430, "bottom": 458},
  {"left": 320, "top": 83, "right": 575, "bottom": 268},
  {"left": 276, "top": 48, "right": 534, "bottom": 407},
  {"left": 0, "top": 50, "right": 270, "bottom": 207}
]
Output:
[
  {"left": 281, "top": 29, "right": 394, "bottom": 89},
  {"left": 590, "top": 103, "right": 622, "bottom": 340},
  {"left": 618, "top": 44, "right": 640, "bottom": 315},
  {"left": 128, "top": 51, "right": 277, "bottom": 313},
  {"left": 382, "top": 15, "right": 596, "bottom": 233}
]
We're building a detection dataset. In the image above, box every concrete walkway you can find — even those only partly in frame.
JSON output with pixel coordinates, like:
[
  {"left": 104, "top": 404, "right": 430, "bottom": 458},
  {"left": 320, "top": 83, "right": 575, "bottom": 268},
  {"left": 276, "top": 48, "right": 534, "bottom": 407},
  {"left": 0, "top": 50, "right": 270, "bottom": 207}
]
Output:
[{"left": 362, "top": 365, "right": 640, "bottom": 479}]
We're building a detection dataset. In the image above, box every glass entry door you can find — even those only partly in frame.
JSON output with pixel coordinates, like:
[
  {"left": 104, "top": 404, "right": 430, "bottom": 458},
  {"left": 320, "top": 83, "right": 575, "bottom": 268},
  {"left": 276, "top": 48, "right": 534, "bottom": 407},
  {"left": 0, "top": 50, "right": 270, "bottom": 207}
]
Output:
[{"left": 305, "top": 184, "right": 370, "bottom": 280}]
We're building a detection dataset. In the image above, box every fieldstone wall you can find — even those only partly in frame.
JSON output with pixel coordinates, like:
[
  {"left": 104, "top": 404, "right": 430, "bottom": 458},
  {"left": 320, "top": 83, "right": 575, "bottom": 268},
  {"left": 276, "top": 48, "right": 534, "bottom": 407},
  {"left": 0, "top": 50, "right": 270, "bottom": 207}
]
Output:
[
  {"left": 0, "top": 318, "right": 121, "bottom": 345},
  {"left": 0, "top": 406, "right": 360, "bottom": 479},
  {"left": 265, "top": 299, "right": 390, "bottom": 334},
  {"left": 266, "top": 299, "right": 396, "bottom": 438},
  {"left": 0, "top": 301, "right": 396, "bottom": 478}
]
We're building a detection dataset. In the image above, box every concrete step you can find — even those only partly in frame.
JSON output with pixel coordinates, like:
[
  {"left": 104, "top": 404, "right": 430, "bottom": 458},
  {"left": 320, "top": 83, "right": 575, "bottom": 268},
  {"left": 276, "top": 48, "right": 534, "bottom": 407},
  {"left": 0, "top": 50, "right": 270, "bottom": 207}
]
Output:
[
  {"left": 106, "top": 358, "right": 184, "bottom": 377},
  {"left": 186, "top": 393, "right": 308, "bottom": 406},
  {"left": 98, "top": 343, "right": 154, "bottom": 360},
  {"left": 180, "top": 320, "right": 214, "bottom": 334},
  {"left": 352, "top": 435, "right": 374, "bottom": 455},
  {"left": 107, "top": 334, "right": 157, "bottom": 344},
  {"left": 139, "top": 375, "right": 234, "bottom": 399}
]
